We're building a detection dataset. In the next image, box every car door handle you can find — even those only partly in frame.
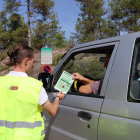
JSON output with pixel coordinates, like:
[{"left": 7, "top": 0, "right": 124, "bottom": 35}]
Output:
[{"left": 78, "top": 111, "right": 92, "bottom": 120}]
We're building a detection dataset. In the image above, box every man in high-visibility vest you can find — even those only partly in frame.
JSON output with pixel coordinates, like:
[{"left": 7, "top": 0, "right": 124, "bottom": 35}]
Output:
[{"left": 0, "top": 44, "right": 64, "bottom": 140}]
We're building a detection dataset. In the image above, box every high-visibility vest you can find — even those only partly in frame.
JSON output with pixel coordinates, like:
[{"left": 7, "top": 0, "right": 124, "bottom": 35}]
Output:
[{"left": 0, "top": 75, "right": 45, "bottom": 140}]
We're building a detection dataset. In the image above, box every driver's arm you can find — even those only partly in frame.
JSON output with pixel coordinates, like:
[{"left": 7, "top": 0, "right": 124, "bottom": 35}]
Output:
[
  {"left": 72, "top": 73, "right": 94, "bottom": 85},
  {"left": 79, "top": 84, "right": 93, "bottom": 94},
  {"left": 79, "top": 80, "right": 102, "bottom": 94}
]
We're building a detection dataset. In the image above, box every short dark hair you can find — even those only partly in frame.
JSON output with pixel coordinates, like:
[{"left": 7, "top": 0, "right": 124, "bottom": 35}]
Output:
[{"left": 6, "top": 44, "right": 34, "bottom": 66}]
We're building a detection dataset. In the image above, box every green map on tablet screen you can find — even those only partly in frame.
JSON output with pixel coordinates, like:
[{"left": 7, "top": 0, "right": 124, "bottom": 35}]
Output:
[{"left": 54, "top": 71, "right": 74, "bottom": 94}]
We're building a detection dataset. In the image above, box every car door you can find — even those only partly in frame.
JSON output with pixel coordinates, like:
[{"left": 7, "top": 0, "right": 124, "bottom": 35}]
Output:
[
  {"left": 98, "top": 36, "right": 140, "bottom": 140},
  {"left": 43, "top": 41, "right": 119, "bottom": 140}
]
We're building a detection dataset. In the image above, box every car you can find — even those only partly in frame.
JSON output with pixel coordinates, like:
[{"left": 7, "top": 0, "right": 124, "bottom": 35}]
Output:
[{"left": 39, "top": 31, "right": 140, "bottom": 140}]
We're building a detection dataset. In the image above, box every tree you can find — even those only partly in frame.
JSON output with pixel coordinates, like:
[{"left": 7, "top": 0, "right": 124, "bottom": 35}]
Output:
[
  {"left": 54, "top": 32, "right": 66, "bottom": 48},
  {"left": 3, "top": 0, "right": 55, "bottom": 47},
  {"left": 0, "top": 10, "right": 8, "bottom": 31},
  {"left": 74, "top": 0, "right": 107, "bottom": 43},
  {"left": 108, "top": 0, "right": 140, "bottom": 34},
  {"left": 100, "top": 18, "right": 118, "bottom": 39},
  {"left": 108, "top": 0, "right": 123, "bottom": 36},
  {"left": 0, "top": 11, "right": 28, "bottom": 50},
  {"left": 8, "top": 13, "right": 22, "bottom": 31},
  {"left": 32, "top": 13, "right": 66, "bottom": 49}
]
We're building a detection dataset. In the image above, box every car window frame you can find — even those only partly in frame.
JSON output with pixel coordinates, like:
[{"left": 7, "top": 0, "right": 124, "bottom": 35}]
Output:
[
  {"left": 51, "top": 41, "right": 119, "bottom": 97},
  {"left": 128, "top": 38, "right": 140, "bottom": 103}
]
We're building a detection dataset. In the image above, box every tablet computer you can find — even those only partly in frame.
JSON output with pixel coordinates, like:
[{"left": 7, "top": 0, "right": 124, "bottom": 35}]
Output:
[{"left": 54, "top": 71, "right": 74, "bottom": 94}]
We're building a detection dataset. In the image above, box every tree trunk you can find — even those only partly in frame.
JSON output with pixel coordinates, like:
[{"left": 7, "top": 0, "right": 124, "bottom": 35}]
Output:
[{"left": 27, "top": 0, "right": 31, "bottom": 47}]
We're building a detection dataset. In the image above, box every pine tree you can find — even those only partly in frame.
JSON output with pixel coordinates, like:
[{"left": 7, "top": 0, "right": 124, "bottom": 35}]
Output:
[
  {"left": 3, "top": 0, "right": 55, "bottom": 47},
  {"left": 109, "top": 0, "right": 140, "bottom": 34},
  {"left": 32, "top": 13, "right": 66, "bottom": 49},
  {"left": 123, "top": 0, "right": 140, "bottom": 32},
  {"left": 0, "top": 11, "right": 8, "bottom": 31},
  {"left": 74, "top": 0, "right": 107, "bottom": 43},
  {"left": 108, "top": 0, "right": 123, "bottom": 35},
  {"left": 102, "top": 19, "right": 117, "bottom": 38},
  {"left": 8, "top": 13, "right": 22, "bottom": 31},
  {"left": 0, "top": 11, "right": 28, "bottom": 50}
]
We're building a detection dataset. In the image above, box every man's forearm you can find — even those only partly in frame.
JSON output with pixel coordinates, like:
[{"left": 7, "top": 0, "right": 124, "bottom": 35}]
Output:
[{"left": 81, "top": 77, "right": 94, "bottom": 85}]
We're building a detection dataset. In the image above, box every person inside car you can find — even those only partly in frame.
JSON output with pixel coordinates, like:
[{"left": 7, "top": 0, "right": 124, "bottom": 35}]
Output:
[{"left": 72, "top": 51, "right": 112, "bottom": 94}]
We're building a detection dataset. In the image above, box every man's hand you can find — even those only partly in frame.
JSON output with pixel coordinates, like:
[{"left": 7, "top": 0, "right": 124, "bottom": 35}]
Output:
[
  {"left": 72, "top": 72, "right": 94, "bottom": 85},
  {"left": 72, "top": 73, "right": 85, "bottom": 82},
  {"left": 56, "top": 91, "right": 64, "bottom": 100}
]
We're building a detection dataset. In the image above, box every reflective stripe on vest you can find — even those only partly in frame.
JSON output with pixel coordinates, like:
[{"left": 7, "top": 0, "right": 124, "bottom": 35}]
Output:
[
  {"left": 0, "top": 120, "right": 42, "bottom": 129},
  {"left": 0, "top": 120, "right": 45, "bottom": 136}
]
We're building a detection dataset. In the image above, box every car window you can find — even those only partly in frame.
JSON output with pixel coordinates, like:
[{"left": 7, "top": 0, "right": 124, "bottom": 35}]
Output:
[
  {"left": 129, "top": 41, "right": 140, "bottom": 101},
  {"left": 52, "top": 47, "right": 113, "bottom": 96}
]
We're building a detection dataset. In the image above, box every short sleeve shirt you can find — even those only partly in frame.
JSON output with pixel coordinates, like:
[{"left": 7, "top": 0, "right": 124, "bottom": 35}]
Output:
[
  {"left": 90, "top": 80, "right": 103, "bottom": 94},
  {"left": 7, "top": 71, "right": 48, "bottom": 105}
]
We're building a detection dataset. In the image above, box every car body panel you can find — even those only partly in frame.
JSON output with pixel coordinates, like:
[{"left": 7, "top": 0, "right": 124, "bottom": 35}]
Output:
[
  {"left": 42, "top": 32, "right": 140, "bottom": 140},
  {"left": 98, "top": 33, "right": 140, "bottom": 140}
]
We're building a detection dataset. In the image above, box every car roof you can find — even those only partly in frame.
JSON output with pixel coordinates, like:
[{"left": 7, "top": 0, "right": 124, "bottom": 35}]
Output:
[{"left": 72, "top": 31, "right": 140, "bottom": 51}]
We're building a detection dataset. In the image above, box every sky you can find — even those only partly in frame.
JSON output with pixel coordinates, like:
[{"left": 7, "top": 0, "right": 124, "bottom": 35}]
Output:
[
  {"left": 53, "top": 0, "right": 81, "bottom": 39},
  {"left": 0, "top": 0, "right": 108, "bottom": 40}
]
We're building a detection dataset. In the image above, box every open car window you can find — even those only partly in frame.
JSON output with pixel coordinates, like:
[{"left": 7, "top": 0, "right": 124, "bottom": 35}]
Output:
[{"left": 52, "top": 47, "right": 114, "bottom": 96}]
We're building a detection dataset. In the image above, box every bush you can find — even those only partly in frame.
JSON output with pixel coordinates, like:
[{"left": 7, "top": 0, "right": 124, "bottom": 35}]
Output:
[
  {"left": 0, "top": 65, "right": 9, "bottom": 72},
  {"left": 0, "top": 50, "right": 7, "bottom": 60},
  {"left": 52, "top": 54, "right": 64, "bottom": 66},
  {"left": 65, "top": 60, "right": 106, "bottom": 79}
]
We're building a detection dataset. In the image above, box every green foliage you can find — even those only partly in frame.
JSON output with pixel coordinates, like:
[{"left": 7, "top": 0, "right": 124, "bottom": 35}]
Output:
[
  {"left": 0, "top": 50, "right": 7, "bottom": 60},
  {"left": 32, "top": 13, "right": 66, "bottom": 49},
  {"left": 1, "top": 0, "right": 66, "bottom": 49},
  {"left": 0, "top": 65, "right": 9, "bottom": 72},
  {"left": 31, "top": 0, "right": 55, "bottom": 21},
  {"left": 8, "top": 13, "right": 22, "bottom": 31},
  {"left": 0, "top": 11, "right": 28, "bottom": 50},
  {"left": 101, "top": 19, "right": 118, "bottom": 39},
  {"left": 52, "top": 54, "right": 63, "bottom": 66},
  {"left": 3, "top": 0, "right": 56, "bottom": 47},
  {"left": 3, "top": 0, "right": 21, "bottom": 13},
  {"left": 0, "top": 10, "right": 8, "bottom": 30},
  {"left": 54, "top": 33, "right": 66, "bottom": 48},
  {"left": 3, "top": 0, "right": 55, "bottom": 21},
  {"left": 9, "top": 24, "right": 28, "bottom": 49},
  {"left": 109, "top": 0, "right": 140, "bottom": 34},
  {"left": 65, "top": 60, "right": 106, "bottom": 79},
  {"left": 74, "top": 0, "right": 108, "bottom": 43}
]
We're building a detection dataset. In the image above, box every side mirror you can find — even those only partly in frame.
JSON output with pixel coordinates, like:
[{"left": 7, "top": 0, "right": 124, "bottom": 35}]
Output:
[{"left": 38, "top": 72, "right": 51, "bottom": 90}]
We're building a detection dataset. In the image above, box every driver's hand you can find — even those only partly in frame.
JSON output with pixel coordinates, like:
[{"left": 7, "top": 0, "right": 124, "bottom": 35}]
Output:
[
  {"left": 72, "top": 73, "right": 85, "bottom": 82},
  {"left": 56, "top": 91, "right": 64, "bottom": 100}
]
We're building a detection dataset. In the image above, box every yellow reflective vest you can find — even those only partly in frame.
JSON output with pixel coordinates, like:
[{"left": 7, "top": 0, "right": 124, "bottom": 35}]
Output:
[{"left": 0, "top": 75, "right": 45, "bottom": 140}]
